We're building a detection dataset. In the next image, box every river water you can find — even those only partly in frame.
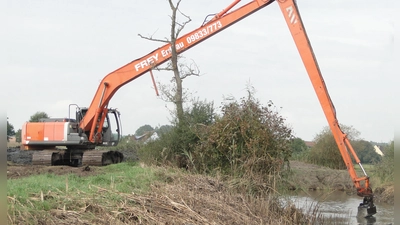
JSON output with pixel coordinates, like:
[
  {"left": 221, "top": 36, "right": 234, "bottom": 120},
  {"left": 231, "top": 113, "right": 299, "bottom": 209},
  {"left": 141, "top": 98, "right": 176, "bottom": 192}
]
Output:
[{"left": 286, "top": 190, "right": 394, "bottom": 225}]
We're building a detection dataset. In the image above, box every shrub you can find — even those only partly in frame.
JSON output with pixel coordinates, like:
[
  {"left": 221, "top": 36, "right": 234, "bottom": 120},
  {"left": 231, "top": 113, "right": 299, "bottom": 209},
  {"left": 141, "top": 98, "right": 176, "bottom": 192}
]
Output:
[
  {"left": 191, "top": 94, "right": 293, "bottom": 194},
  {"left": 308, "top": 125, "right": 360, "bottom": 169},
  {"left": 374, "top": 141, "right": 394, "bottom": 183},
  {"left": 138, "top": 90, "right": 293, "bottom": 194},
  {"left": 138, "top": 99, "right": 215, "bottom": 167}
]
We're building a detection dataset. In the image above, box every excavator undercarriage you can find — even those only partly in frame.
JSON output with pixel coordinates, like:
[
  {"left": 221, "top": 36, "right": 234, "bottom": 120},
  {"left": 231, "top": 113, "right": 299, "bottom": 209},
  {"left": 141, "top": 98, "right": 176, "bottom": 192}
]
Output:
[{"left": 31, "top": 149, "right": 124, "bottom": 167}]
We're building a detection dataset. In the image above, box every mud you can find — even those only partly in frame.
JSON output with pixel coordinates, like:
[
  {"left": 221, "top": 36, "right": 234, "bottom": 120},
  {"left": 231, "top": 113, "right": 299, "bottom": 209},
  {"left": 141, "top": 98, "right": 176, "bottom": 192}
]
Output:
[
  {"left": 7, "top": 147, "right": 33, "bottom": 165},
  {"left": 7, "top": 164, "right": 100, "bottom": 179}
]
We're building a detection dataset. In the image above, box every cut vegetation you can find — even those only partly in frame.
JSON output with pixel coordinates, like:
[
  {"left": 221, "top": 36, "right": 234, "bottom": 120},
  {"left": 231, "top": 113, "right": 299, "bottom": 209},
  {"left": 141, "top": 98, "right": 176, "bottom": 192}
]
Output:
[{"left": 8, "top": 162, "right": 348, "bottom": 225}]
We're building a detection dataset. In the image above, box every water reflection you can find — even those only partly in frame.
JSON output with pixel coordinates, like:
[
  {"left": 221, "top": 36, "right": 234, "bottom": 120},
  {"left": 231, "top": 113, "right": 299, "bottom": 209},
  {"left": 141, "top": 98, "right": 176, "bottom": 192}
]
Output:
[{"left": 287, "top": 190, "right": 394, "bottom": 225}]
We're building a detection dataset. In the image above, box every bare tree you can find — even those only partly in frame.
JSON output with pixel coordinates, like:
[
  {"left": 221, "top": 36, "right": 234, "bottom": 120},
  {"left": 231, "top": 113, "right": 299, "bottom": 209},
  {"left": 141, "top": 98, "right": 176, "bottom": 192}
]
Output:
[{"left": 138, "top": 0, "right": 200, "bottom": 124}]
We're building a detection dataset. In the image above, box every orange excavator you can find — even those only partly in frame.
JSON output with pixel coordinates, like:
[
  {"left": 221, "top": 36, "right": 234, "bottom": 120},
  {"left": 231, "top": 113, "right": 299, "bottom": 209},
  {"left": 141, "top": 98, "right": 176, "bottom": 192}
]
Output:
[{"left": 21, "top": 0, "right": 376, "bottom": 216}]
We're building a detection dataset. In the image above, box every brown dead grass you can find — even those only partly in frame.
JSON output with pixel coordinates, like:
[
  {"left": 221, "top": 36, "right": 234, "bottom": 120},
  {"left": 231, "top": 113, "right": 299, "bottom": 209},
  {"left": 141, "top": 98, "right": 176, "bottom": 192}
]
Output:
[
  {"left": 8, "top": 165, "right": 331, "bottom": 225},
  {"left": 374, "top": 184, "right": 394, "bottom": 205},
  {"left": 287, "top": 161, "right": 354, "bottom": 192}
]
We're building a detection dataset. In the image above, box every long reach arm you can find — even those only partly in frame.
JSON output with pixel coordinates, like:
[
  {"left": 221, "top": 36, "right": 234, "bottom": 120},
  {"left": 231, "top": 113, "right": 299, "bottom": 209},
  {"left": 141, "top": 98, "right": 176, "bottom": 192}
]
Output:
[
  {"left": 277, "top": 0, "right": 376, "bottom": 216},
  {"left": 81, "top": 0, "right": 375, "bottom": 215}
]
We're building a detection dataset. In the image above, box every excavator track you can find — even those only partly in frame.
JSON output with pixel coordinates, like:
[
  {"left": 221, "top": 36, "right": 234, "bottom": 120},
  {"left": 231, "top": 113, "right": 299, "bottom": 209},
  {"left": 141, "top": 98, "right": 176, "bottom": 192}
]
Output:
[
  {"left": 31, "top": 149, "right": 123, "bottom": 167},
  {"left": 82, "top": 150, "right": 124, "bottom": 166},
  {"left": 32, "top": 150, "right": 82, "bottom": 166},
  {"left": 32, "top": 150, "right": 56, "bottom": 166}
]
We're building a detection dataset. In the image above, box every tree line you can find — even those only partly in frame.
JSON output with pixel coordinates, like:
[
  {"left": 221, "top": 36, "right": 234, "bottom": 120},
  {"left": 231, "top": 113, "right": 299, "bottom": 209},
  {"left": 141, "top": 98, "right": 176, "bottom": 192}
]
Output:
[{"left": 290, "top": 125, "right": 387, "bottom": 166}]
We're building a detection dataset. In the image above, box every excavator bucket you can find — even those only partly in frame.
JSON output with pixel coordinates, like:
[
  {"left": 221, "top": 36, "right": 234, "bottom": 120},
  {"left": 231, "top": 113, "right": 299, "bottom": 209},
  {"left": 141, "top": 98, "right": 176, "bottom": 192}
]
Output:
[
  {"left": 357, "top": 196, "right": 377, "bottom": 218},
  {"left": 367, "top": 205, "right": 377, "bottom": 216}
]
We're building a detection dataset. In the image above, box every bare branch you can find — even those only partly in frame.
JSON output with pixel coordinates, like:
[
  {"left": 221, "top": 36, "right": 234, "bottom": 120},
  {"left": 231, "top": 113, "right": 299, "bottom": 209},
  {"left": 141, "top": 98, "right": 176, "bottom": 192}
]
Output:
[
  {"left": 153, "top": 66, "right": 172, "bottom": 72},
  {"left": 167, "top": 0, "right": 191, "bottom": 38},
  {"left": 151, "top": 60, "right": 174, "bottom": 72},
  {"left": 175, "top": 9, "right": 191, "bottom": 37},
  {"left": 140, "top": 0, "right": 197, "bottom": 123},
  {"left": 168, "top": 0, "right": 177, "bottom": 10},
  {"left": 138, "top": 33, "right": 169, "bottom": 43},
  {"left": 158, "top": 82, "right": 189, "bottom": 102},
  {"left": 158, "top": 82, "right": 176, "bottom": 103},
  {"left": 175, "top": 0, "right": 182, "bottom": 9},
  {"left": 179, "top": 58, "right": 200, "bottom": 79}
]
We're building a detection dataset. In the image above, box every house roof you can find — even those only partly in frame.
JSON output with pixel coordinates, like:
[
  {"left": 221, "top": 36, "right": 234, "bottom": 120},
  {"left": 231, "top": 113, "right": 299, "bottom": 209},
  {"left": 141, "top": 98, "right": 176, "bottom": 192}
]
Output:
[{"left": 304, "top": 141, "right": 315, "bottom": 148}]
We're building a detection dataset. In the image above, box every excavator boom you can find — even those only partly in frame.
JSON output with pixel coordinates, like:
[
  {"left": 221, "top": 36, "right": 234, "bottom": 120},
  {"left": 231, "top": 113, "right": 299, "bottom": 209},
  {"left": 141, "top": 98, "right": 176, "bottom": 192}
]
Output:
[
  {"left": 79, "top": 0, "right": 276, "bottom": 142},
  {"left": 276, "top": 0, "right": 375, "bottom": 216}
]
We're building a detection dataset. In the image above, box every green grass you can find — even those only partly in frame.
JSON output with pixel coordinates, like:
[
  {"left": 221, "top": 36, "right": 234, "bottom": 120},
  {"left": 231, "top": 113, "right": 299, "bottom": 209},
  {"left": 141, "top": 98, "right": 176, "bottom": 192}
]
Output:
[
  {"left": 354, "top": 163, "right": 375, "bottom": 175},
  {"left": 7, "top": 162, "right": 160, "bottom": 218},
  {"left": 353, "top": 163, "right": 392, "bottom": 188}
]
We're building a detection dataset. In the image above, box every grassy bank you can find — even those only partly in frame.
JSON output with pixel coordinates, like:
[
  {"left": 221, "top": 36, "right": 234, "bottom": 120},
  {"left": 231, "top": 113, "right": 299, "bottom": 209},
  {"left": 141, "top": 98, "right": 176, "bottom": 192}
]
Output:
[
  {"left": 284, "top": 161, "right": 354, "bottom": 194},
  {"left": 353, "top": 163, "right": 394, "bottom": 204},
  {"left": 8, "top": 162, "right": 340, "bottom": 225},
  {"left": 8, "top": 162, "right": 158, "bottom": 224}
]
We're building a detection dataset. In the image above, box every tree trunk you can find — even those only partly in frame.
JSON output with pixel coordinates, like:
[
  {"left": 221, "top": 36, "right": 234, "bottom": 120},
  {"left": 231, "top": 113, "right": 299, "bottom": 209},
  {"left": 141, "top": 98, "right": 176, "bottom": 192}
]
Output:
[{"left": 170, "top": 1, "right": 184, "bottom": 124}]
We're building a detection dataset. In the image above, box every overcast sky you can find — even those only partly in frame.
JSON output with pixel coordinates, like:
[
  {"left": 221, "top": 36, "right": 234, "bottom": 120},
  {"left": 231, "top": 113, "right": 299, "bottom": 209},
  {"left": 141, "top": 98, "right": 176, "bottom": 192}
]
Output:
[{"left": 2, "top": 0, "right": 396, "bottom": 143}]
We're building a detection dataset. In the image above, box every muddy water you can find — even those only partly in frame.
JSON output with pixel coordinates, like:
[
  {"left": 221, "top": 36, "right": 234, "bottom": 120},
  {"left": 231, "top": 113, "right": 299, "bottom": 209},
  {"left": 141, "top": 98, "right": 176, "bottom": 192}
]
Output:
[{"left": 288, "top": 191, "right": 394, "bottom": 225}]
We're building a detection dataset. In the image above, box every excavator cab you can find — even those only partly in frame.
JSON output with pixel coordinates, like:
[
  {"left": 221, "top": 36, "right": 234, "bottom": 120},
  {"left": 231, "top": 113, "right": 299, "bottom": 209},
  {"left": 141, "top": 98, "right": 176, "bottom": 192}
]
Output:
[
  {"left": 98, "top": 108, "right": 122, "bottom": 146},
  {"left": 75, "top": 106, "right": 122, "bottom": 147}
]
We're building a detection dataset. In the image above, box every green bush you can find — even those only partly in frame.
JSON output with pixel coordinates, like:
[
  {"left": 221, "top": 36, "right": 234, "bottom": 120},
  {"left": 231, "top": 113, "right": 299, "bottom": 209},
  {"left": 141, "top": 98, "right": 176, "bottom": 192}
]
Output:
[
  {"left": 351, "top": 140, "right": 381, "bottom": 164},
  {"left": 374, "top": 141, "right": 394, "bottom": 183},
  {"left": 138, "top": 91, "right": 293, "bottom": 194},
  {"left": 289, "top": 137, "right": 309, "bottom": 161},
  {"left": 138, "top": 99, "right": 215, "bottom": 166},
  {"left": 191, "top": 95, "right": 293, "bottom": 194},
  {"left": 101, "top": 136, "right": 141, "bottom": 162},
  {"left": 308, "top": 125, "right": 361, "bottom": 169},
  {"left": 308, "top": 130, "right": 346, "bottom": 169}
]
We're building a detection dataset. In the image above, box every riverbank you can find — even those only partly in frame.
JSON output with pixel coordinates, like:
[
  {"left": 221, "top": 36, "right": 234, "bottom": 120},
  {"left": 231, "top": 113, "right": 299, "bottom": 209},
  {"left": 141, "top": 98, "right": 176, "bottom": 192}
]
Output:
[
  {"left": 287, "top": 160, "right": 354, "bottom": 192},
  {"left": 288, "top": 160, "right": 394, "bottom": 205},
  {"left": 7, "top": 162, "right": 329, "bottom": 225},
  {"left": 7, "top": 156, "right": 393, "bottom": 224}
]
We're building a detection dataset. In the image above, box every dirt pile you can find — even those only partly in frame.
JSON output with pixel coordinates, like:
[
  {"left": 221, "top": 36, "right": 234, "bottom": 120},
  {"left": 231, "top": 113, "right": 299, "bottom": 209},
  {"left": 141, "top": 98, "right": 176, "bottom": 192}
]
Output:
[{"left": 7, "top": 147, "right": 33, "bottom": 165}]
